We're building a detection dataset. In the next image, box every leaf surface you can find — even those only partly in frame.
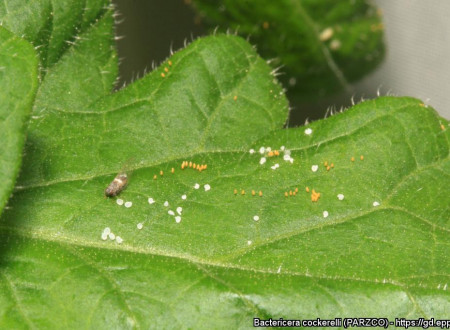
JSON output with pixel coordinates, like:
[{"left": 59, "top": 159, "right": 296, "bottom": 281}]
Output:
[
  {"left": 0, "top": 27, "right": 38, "bottom": 215},
  {"left": 0, "top": 0, "right": 111, "bottom": 70},
  {"left": 1, "top": 2, "right": 449, "bottom": 328}
]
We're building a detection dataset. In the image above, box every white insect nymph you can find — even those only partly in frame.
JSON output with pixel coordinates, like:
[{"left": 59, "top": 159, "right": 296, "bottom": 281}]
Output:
[{"left": 319, "top": 27, "right": 334, "bottom": 41}]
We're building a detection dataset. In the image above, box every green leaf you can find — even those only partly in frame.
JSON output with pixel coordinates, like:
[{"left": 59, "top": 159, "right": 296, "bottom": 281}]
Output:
[
  {"left": 0, "top": 27, "right": 38, "bottom": 215},
  {"left": 0, "top": 0, "right": 112, "bottom": 70},
  {"left": 192, "top": 0, "right": 385, "bottom": 99},
  {"left": 1, "top": 2, "right": 449, "bottom": 327},
  {"left": 32, "top": 5, "right": 118, "bottom": 113}
]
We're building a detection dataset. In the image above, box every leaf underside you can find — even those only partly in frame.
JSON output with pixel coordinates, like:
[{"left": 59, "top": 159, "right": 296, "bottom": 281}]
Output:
[{"left": 0, "top": 2, "right": 449, "bottom": 328}]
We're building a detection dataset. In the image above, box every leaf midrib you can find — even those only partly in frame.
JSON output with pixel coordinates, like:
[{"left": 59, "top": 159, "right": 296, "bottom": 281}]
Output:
[
  {"left": 17, "top": 101, "right": 442, "bottom": 191},
  {"left": 1, "top": 202, "right": 447, "bottom": 291}
]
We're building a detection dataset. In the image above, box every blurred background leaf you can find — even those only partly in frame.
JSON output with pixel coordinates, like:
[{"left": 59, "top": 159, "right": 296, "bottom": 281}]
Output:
[{"left": 191, "top": 0, "right": 385, "bottom": 102}]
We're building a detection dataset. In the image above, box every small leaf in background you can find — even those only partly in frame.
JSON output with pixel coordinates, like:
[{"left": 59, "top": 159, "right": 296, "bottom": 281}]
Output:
[
  {"left": 0, "top": 28, "right": 38, "bottom": 215},
  {"left": 191, "top": 0, "right": 385, "bottom": 100}
]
